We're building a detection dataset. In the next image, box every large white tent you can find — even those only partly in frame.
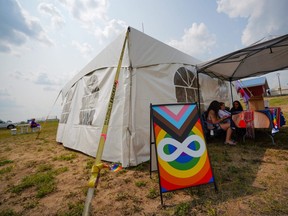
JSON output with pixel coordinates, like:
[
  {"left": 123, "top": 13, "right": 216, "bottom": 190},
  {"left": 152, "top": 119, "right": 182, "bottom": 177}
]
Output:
[{"left": 56, "top": 27, "right": 235, "bottom": 167}]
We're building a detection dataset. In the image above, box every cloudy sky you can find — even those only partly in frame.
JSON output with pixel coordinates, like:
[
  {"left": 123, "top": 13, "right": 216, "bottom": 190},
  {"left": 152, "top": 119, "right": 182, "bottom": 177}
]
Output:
[{"left": 0, "top": 0, "right": 288, "bottom": 122}]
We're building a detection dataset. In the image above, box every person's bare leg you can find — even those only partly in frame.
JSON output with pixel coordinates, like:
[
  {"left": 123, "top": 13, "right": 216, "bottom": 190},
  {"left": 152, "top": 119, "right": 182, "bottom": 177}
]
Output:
[
  {"left": 225, "top": 127, "right": 232, "bottom": 143},
  {"left": 220, "top": 122, "right": 230, "bottom": 130},
  {"left": 220, "top": 123, "right": 236, "bottom": 145}
]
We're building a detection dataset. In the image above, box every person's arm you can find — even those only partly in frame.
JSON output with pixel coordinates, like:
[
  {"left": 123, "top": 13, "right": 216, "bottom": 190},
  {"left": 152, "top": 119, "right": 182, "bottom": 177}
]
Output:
[
  {"left": 209, "top": 110, "right": 226, "bottom": 124},
  {"left": 219, "top": 110, "right": 230, "bottom": 118}
]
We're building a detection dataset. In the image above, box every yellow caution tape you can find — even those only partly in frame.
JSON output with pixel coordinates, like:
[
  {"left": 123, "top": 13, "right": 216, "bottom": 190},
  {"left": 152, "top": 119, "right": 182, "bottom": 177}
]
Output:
[{"left": 88, "top": 29, "right": 129, "bottom": 188}]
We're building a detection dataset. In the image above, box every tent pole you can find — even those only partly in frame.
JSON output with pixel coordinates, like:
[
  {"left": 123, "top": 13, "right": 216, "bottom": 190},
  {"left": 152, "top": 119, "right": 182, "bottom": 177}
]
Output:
[
  {"left": 127, "top": 65, "right": 133, "bottom": 167},
  {"left": 229, "top": 79, "right": 234, "bottom": 104},
  {"left": 196, "top": 68, "right": 201, "bottom": 112}
]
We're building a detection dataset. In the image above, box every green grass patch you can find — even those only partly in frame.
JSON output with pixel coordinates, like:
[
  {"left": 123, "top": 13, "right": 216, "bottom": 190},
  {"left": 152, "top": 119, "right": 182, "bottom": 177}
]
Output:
[
  {"left": 57, "top": 201, "right": 84, "bottom": 216},
  {"left": 115, "top": 192, "right": 130, "bottom": 201},
  {"left": 0, "top": 159, "right": 13, "bottom": 166},
  {"left": 54, "top": 166, "right": 69, "bottom": 174},
  {"left": 268, "top": 96, "right": 288, "bottom": 106},
  {"left": 37, "top": 163, "right": 53, "bottom": 172},
  {"left": 135, "top": 180, "right": 146, "bottom": 187},
  {"left": 10, "top": 163, "right": 67, "bottom": 198},
  {"left": 85, "top": 159, "right": 94, "bottom": 170},
  {"left": 54, "top": 153, "right": 77, "bottom": 161},
  {"left": 10, "top": 171, "right": 56, "bottom": 198},
  {"left": 174, "top": 202, "right": 191, "bottom": 216},
  {"left": 0, "top": 209, "right": 21, "bottom": 216},
  {"left": 146, "top": 188, "right": 159, "bottom": 199},
  {"left": 0, "top": 166, "right": 13, "bottom": 175}
]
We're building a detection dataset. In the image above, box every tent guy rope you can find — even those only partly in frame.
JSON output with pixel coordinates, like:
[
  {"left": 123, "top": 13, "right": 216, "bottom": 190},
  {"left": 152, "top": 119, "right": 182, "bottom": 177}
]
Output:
[
  {"left": 36, "top": 90, "right": 62, "bottom": 140},
  {"left": 82, "top": 28, "right": 129, "bottom": 216}
]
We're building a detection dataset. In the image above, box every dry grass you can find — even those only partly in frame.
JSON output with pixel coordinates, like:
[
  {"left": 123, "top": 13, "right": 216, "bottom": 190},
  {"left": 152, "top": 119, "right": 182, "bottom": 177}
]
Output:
[{"left": 0, "top": 96, "right": 288, "bottom": 216}]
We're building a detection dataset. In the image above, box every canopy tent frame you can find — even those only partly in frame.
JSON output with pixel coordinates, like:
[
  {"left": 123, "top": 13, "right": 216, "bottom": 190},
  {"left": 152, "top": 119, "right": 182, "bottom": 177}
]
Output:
[
  {"left": 196, "top": 33, "right": 288, "bottom": 108},
  {"left": 196, "top": 34, "right": 288, "bottom": 81}
]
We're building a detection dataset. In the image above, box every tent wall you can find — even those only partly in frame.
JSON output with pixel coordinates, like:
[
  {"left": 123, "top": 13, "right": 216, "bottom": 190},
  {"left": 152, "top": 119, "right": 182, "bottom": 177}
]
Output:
[
  {"left": 130, "top": 64, "right": 189, "bottom": 166},
  {"left": 57, "top": 67, "right": 131, "bottom": 165},
  {"left": 199, "top": 73, "right": 237, "bottom": 110}
]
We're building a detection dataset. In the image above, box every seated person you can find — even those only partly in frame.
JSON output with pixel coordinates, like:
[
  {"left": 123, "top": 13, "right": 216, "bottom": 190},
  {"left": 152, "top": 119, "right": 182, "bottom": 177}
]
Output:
[
  {"left": 230, "top": 101, "right": 246, "bottom": 139},
  {"left": 206, "top": 100, "right": 236, "bottom": 145},
  {"left": 30, "top": 118, "right": 40, "bottom": 128},
  {"left": 230, "top": 100, "right": 243, "bottom": 114},
  {"left": 219, "top": 102, "right": 231, "bottom": 119}
]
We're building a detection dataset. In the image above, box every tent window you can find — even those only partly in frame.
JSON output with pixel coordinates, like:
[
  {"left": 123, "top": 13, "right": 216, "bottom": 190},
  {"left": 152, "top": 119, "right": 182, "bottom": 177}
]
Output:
[
  {"left": 60, "top": 86, "right": 76, "bottom": 124},
  {"left": 79, "top": 74, "right": 100, "bottom": 125},
  {"left": 174, "top": 67, "right": 198, "bottom": 103}
]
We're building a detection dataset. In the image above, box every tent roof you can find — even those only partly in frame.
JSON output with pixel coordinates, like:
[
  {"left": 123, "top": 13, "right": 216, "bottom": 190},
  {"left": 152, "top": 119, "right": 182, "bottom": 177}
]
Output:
[
  {"left": 196, "top": 34, "right": 288, "bottom": 81},
  {"left": 61, "top": 27, "right": 200, "bottom": 98}
]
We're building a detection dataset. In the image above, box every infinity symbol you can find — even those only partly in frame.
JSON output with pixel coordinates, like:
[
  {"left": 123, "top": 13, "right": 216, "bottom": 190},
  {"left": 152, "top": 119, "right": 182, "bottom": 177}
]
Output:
[{"left": 157, "top": 135, "right": 205, "bottom": 162}]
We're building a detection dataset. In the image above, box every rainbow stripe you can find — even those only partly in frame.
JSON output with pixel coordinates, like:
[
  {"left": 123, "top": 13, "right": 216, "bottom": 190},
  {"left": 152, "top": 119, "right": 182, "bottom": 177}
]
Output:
[{"left": 110, "top": 164, "right": 123, "bottom": 172}]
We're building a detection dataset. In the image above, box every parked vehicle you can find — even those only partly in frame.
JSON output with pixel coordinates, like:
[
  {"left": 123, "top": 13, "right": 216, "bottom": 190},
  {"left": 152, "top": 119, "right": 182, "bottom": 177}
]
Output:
[{"left": 0, "top": 119, "right": 17, "bottom": 129}]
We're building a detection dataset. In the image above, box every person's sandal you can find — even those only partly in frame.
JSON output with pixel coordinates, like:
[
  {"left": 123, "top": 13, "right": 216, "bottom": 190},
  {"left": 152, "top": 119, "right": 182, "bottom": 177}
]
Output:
[{"left": 224, "top": 140, "right": 237, "bottom": 146}]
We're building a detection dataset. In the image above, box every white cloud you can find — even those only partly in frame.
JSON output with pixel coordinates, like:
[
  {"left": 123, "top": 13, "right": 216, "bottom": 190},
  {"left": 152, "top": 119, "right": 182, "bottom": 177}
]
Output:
[
  {"left": 38, "top": 3, "right": 66, "bottom": 29},
  {"left": 58, "top": 0, "right": 109, "bottom": 26},
  {"left": 94, "top": 19, "right": 127, "bottom": 42},
  {"left": 217, "top": 0, "right": 260, "bottom": 18},
  {"left": 217, "top": 0, "right": 288, "bottom": 46},
  {"left": 167, "top": 23, "right": 216, "bottom": 59},
  {"left": 72, "top": 40, "right": 94, "bottom": 58},
  {"left": 9, "top": 69, "right": 66, "bottom": 89},
  {"left": 32, "top": 72, "right": 71, "bottom": 90},
  {"left": 0, "top": 0, "right": 53, "bottom": 54},
  {"left": 33, "top": 73, "right": 60, "bottom": 86},
  {"left": 58, "top": 0, "right": 127, "bottom": 43}
]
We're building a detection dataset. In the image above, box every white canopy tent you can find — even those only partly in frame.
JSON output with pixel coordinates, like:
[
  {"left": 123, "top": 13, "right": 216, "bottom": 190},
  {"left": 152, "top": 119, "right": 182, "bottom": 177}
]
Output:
[
  {"left": 56, "top": 27, "right": 236, "bottom": 167},
  {"left": 196, "top": 34, "right": 288, "bottom": 81}
]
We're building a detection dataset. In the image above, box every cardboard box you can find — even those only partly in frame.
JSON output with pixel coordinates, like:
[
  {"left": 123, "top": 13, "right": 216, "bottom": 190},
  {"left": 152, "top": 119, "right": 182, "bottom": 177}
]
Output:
[{"left": 248, "top": 96, "right": 265, "bottom": 110}]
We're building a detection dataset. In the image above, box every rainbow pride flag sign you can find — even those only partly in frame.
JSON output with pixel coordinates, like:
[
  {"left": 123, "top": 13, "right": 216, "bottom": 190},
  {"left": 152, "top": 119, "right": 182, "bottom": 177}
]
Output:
[{"left": 151, "top": 103, "right": 216, "bottom": 201}]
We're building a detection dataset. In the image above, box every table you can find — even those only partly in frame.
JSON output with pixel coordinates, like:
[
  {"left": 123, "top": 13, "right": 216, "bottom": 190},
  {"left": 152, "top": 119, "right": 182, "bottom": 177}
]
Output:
[
  {"left": 18, "top": 124, "right": 30, "bottom": 134},
  {"left": 231, "top": 107, "right": 283, "bottom": 144}
]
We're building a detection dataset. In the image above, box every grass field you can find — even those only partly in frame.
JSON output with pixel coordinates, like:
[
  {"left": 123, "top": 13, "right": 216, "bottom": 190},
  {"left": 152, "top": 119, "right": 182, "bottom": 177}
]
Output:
[{"left": 0, "top": 96, "right": 287, "bottom": 216}]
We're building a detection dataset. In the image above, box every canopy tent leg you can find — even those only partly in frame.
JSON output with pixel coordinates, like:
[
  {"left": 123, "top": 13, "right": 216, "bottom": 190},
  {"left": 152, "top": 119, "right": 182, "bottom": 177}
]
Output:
[
  {"left": 196, "top": 69, "right": 201, "bottom": 111},
  {"left": 229, "top": 79, "right": 234, "bottom": 105}
]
